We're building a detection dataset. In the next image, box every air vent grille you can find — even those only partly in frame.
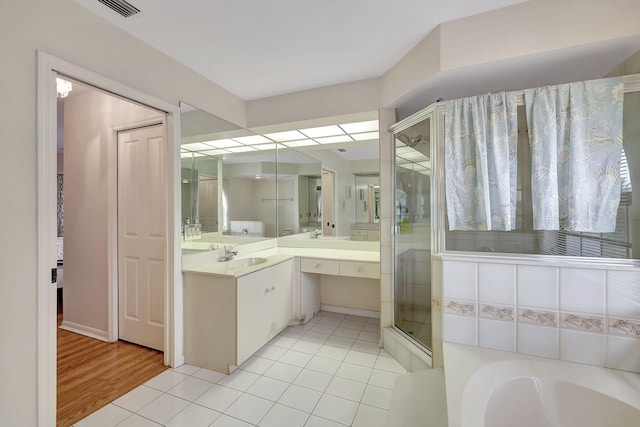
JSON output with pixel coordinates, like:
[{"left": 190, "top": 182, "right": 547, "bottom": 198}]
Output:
[{"left": 97, "top": 0, "right": 140, "bottom": 17}]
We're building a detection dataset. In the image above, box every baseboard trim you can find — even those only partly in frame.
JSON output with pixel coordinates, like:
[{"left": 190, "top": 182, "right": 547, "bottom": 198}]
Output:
[
  {"left": 321, "top": 304, "right": 380, "bottom": 319},
  {"left": 60, "top": 320, "right": 109, "bottom": 342}
]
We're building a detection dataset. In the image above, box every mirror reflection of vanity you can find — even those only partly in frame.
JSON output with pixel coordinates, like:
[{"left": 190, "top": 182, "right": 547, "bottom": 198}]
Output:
[{"left": 179, "top": 102, "right": 381, "bottom": 250}]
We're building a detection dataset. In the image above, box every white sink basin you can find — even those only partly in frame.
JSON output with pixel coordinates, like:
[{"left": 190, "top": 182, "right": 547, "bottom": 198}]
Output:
[{"left": 223, "top": 257, "right": 268, "bottom": 269}]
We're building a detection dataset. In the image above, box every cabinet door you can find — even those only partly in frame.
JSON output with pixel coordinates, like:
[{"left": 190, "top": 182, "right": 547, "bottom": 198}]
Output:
[
  {"left": 237, "top": 267, "right": 273, "bottom": 365},
  {"left": 270, "top": 260, "right": 293, "bottom": 336}
]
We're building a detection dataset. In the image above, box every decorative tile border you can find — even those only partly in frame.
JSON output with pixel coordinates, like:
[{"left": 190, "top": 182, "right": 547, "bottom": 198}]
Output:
[
  {"left": 518, "top": 308, "right": 557, "bottom": 327},
  {"left": 608, "top": 318, "right": 640, "bottom": 338},
  {"left": 431, "top": 298, "right": 441, "bottom": 311},
  {"left": 443, "top": 299, "right": 476, "bottom": 317},
  {"left": 440, "top": 259, "right": 640, "bottom": 373},
  {"left": 479, "top": 304, "right": 514, "bottom": 322},
  {"left": 561, "top": 312, "right": 604, "bottom": 333}
]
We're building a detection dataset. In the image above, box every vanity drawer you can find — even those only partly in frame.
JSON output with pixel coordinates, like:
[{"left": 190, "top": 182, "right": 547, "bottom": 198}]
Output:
[
  {"left": 339, "top": 261, "right": 380, "bottom": 279},
  {"left": 351, "top": 229, "right": 368, "bottom": 236},
  {"left": 300, "top": 258, "right": 340, "bottom": 275}
]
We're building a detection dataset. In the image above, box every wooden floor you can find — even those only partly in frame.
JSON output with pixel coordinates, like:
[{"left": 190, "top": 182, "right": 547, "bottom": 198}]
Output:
[{"left": 57, "top": 313, "right": 167, "bottom": 427}]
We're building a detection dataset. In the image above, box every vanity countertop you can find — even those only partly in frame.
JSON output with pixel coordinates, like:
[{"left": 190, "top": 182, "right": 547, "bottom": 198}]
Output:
[{"left": 182, "top": 246, "right": 379, "bottom": 278}]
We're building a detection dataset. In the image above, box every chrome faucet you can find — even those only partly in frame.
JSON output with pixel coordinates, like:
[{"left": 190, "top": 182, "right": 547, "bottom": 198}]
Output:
[
  {"left": 218, "top": 245, "right": 238, "bottom": 261},
  {"left": 311, "top": 230, "right": 322, "bottom": 239}
]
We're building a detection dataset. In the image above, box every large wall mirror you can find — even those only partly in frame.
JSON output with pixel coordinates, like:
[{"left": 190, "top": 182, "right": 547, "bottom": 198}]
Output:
[
  {"left": 180, "top": 103, "right": 277, "bottom": 243},
  {"left": 180, "top": 102, "right": 380, "bottom": 245}
]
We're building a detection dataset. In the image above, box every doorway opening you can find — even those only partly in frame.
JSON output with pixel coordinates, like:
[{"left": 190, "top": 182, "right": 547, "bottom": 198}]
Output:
[
  {"left": 54, "top": 75, "right": 169, "bottom": 426},
  {"left": 37, "top": 52, "right": 181, "bottom": 427}
]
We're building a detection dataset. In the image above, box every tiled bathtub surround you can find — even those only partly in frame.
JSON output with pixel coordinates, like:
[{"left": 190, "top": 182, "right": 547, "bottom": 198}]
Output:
[{"left": 438, "top": 257, "right": 640, "bottom": 373}]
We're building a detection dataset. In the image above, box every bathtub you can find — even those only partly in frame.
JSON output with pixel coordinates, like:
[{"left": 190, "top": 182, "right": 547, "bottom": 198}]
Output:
[
  {"left": 443, "top": 343, "right": 640, "bottom": 427},
  {"left": 482, "top": 376, "right": 639, "bottom": 427}
]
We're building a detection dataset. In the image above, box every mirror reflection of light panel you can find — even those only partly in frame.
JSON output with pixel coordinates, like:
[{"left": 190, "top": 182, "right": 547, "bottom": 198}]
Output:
[
  {"left": 352, "top": 131, "right": 379, "bottom": 141},
  {"left": 263, "top": 130, "right": 306, "bottom": 142},
  {"left": 396, "top": 146, "right": 415, "bottom": 155},
  {"left": 400, "top": 151, "right": 427, "bottom": 160},
  {"left": 232, "top": 135, "right": 272, "bottom": 145},
  {"left": 299, "top": 125, "right": 344, "bottom": 138},
  {"left": 339, "top": 120, "right": 378, "bottom": 133},
  {"left": 204, "top": 139, "right": 242, "bottom": 148},
  {"left": 199, "top": 149, "right": 229, "bottom": 156},
  {"left": 282, "top": 139, "right": 318, "bottom": 147},
  {"left": 181, "top": 142, "right": 217, "bottom": 151},
  {"left": 255, "top": 143, "right": 281, "bottom": 150},
  {"left": 181, "top": 151, "right": 206, "bottom": 158},
  {"left": 226, "top": 146, "right": 258, "bottom": 153}
]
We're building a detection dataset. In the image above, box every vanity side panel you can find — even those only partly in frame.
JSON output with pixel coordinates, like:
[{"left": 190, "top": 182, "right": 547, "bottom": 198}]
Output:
[
  {"left": 183, "top": 273, "right": 236, "bottom": 373},
  {"left": 301, "top": 272, "right": 322, "bottom": 323}
]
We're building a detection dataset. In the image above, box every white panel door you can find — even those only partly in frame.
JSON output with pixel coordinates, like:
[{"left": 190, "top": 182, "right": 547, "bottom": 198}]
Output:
[
  {"left": 198, "top": 178, "right": 218, "bottom": 232},
  {"left": 118, "top": 124, "right": 165, "bottom": 351},
  {"left": 322, "top": 169, "right": 335, "bottom": 236}
]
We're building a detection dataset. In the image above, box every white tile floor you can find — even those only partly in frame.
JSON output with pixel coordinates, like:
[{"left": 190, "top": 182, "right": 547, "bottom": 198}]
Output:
[{"left": 74, "top": 311, "right": 406, "bottom": 427}]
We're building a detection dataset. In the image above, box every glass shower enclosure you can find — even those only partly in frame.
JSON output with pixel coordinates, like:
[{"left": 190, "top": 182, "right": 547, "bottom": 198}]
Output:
[{"left": 392, "top": 112, "right": 433, "bottom": 352}]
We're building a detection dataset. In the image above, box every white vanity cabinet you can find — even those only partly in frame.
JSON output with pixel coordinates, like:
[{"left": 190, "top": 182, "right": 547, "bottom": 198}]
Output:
[
  {"left": 184, "top": 258, "right": 293, "bottom": 373},
  {"left": 237, "top": 260, "right": 293, "bottom": 364}
]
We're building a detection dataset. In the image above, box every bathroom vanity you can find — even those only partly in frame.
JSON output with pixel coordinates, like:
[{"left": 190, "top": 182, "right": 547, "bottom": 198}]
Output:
[
  {"left": 182, "top": 239, "right": 380, "bottom": 374},
  {"left": 183, "top": 256, "right": 293, "bottom": 374}
]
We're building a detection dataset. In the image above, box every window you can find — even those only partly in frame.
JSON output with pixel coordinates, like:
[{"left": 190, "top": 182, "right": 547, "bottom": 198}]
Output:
[{"left": 445, "top": 91, "right": 639, "bottom": 260}]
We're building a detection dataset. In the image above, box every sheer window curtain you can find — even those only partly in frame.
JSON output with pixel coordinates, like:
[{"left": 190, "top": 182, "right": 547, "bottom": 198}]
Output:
[
  {"left": 444, "top": 92, "right": 518, "bottom": 230},
  {"left": 524, "top": 77, "right": 624, "bottom": 232}
]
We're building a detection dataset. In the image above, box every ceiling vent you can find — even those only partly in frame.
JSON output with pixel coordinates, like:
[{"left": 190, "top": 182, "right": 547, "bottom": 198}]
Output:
[{"left": 97, "top": 0, "right": 140, "bottom": 17}]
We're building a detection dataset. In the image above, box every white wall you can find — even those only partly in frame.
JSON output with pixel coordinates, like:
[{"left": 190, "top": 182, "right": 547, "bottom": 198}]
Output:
[
  {"left": 62, "top": 90, "right": 160, "bottom": 335},
  {"left": 0, "top": 1, "right": 246, "bottom": 423},
  {"left": 246, "top": 1, "right": 640, "bottom": 126},
  {"left": 438, "top": 0, "right": 640, "bottom": 72}
]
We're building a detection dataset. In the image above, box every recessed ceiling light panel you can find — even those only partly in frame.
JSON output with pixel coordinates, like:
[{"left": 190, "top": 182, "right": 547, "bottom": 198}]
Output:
[
  {"left": 352, "top": 131, "right": 379, "bottom": 141},
  {"left": 282, "top": 139, "right": 318, "bottom": 147},
  {"left": 263, "top": 130, "right": 306, "bottom": 142},
  {"left": 339, "top": 120, "right": 379, "bottom": 134},
  {"left": 314, "top": 135, "right": 353, "bottom": 144},
  {"left": 299, "top": 125, "right": 344, "bottom": 138}
]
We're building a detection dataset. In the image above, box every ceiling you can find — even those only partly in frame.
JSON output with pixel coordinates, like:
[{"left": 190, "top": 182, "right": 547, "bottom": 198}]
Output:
[{"left": 74, "top": 0, "right": 527, "bottom": 100}]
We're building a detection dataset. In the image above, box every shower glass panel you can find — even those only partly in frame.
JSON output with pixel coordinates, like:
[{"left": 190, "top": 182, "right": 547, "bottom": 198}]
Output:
[{"left": 393, "top": 115, "right": 432, "bottom": 351}]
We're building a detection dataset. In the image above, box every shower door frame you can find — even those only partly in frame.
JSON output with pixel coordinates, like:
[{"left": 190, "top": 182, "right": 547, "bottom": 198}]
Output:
[{"left": 389, "top": 103, "right": 445, "bottom": 356}]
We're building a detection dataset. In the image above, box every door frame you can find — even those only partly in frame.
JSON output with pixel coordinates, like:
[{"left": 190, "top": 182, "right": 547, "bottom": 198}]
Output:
[{"left": 36, "top": 51, "right": 183, "bottom": 426}]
